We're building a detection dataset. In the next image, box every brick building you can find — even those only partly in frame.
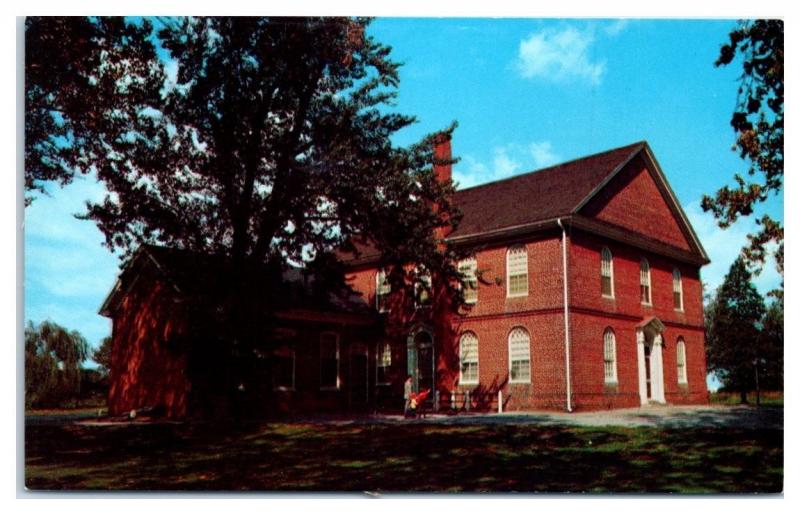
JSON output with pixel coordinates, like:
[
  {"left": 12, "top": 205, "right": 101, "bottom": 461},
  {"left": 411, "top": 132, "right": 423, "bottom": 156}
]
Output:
[
  {"left": 341, "top": 138, "right": 709, "bottom": 412},
  {"left": 101, "top": 139, "right": 710, "bottom": 417}
]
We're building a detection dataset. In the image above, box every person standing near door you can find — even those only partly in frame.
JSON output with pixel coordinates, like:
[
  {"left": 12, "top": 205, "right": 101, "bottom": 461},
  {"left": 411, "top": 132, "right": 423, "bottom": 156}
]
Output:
[{"left": 403, "top": 375, "right": 413, "bottom": 418}]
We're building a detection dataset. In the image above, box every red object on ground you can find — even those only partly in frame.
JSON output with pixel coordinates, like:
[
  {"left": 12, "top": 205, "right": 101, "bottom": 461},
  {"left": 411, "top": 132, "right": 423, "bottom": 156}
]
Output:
[{"left": 411, "top": 389, "right": 431, "bottom": 403}]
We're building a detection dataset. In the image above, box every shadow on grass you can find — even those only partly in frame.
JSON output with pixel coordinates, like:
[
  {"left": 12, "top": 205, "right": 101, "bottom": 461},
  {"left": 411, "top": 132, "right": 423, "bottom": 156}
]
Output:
[{"left": 25, "top": 417, "right": 783, "bottom": 493}]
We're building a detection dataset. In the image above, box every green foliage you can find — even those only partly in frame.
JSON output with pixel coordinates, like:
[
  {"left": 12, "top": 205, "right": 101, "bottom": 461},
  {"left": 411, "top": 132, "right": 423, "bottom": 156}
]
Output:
[
  {"left": 92, "top": 336, "right": 113, "bottom": 378},
  {"left": 83, "top": 17, "right": 459, "bottom": 275},
  {"left": 24, "top": 17, "right": 164, "bottom": 205},
  {"left": 702, "top": 20, "right": 783, "bottom": 296},
  {"left": 25, "top": 320, "right": 90, "bottom": 408},
  {"left": 758, "top": 297, "right": 783, "bottom": 390},
  {"left": 705, "top": 257, "right": 776, "bottom": 402},
  {"left": 27, "top": 17, "right": 463, "bottom": 299}
]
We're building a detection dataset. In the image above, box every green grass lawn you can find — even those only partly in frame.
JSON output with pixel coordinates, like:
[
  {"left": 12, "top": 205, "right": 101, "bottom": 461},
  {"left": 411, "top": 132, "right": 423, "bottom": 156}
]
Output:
[
  {"left": 25, "top": 417, "right": 783, "bottom": 493},
  {"left": 710, "top": 390, "right": 784, "bottom": 407}
]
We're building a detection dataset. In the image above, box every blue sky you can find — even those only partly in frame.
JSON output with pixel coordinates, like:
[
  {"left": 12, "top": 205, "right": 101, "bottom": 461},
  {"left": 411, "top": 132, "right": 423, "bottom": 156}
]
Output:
[{"left": 24, "top": 18, "right": 783, "bottom": 379}]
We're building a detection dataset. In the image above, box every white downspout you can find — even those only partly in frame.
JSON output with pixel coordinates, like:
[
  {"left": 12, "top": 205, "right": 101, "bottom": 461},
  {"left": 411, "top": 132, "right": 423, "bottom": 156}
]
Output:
[{"left": 557, "top": 218, "right": 573, "bottom": 412}]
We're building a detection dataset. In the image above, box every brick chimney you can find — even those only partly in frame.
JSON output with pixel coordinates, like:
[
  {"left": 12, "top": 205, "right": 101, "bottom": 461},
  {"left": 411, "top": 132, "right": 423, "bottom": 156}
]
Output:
[
  {"left": 432, "top": 133, "right": 454, "bottom": 242},
  {"left": 433, "top": 133, "right": 452, "bottom": 184}
]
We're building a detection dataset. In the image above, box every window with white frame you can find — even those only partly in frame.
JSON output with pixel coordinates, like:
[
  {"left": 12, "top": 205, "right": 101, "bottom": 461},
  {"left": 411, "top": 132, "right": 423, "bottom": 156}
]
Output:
[
  {"left": 601, "top": 247, "right": 614, "bottom": 298},
  {"left": 676, "top": 337, "right": 688, "bottom": 384},
  {"left": 673, "top": 267, "right": 684, "bottom": 311},
  {"left": 376, "top": 269, "right": 391, "bottom": 313},
  {"left": 459, "top": 332, "right": 479, "bottom": 384},
  {"left": 507, "top": 245, "right": 528, "bottom": 297},
  {"left": 414, "top": 266, "right": 433, "bottom": 308},
  {"left": 376, "top": 341, "right": 392, "bottom": 385},
  {"left": 273, "top": 344, "right": 295, "bottom": 390},
  {"left": 603, "top": 328, "right": 617, "bottom": 384},
  {"left": 458, "top": 257, "right": 478, "bottom": 304},
  {"left": 640, "top": 258, "right": 652, "bottom": 305},
  {"left": 508, "top": 327, "right": 531, "bottom": 383},
  {"left": 319, "top": 333, "right": 340, "bottom": 390}
]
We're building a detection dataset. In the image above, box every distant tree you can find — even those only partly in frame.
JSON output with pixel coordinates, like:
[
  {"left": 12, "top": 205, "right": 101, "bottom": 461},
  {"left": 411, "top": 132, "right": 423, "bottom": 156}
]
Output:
[
  {"left": 93, "top": 336, "right": 113, "bottom": 378},
  {"left": 758, "top": 297, "right": 783, "bottom": 392},
  {"left": 24, "top": 17, "right": 164, "bottom": 205},
  {"left": 25, "top": 321, "right": 90, "bottom": 408},
  {"left": 702, "top": 20, "right": 783, "bottom": 297},
  {"left": 705, "top": 257, "right": 766, "bottom": 403}
]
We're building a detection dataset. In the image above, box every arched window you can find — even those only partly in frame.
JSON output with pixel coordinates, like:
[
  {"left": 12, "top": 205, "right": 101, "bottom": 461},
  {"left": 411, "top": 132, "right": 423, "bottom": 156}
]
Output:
[
  {"left": 601, "top": 247, "right": 614, "bottom": 298},
  {"left": 676, "top": 337, "right": 687, "bottom": 384},
  {"left": 603, "top": 329, "right": 617, "bottom": 384},
  {"left": 508, "top": 327, "right": 531, "bottom": 383},
  {"left": 319, "top": 332, "right": 340, "bottom": 390},
  {"left": 640, "top": 258, "right": 652, "bottom": 305},
  {"left": 458, "top": 257, "right": 478, "bottom": 304},
  {"left": 459, "top": 332, "right": 479, "bottom": 385},
  {"left": 376, "top": 269, "right": 390, "bottom": 313},
  {"left": 507, "top": 245, "right": 528, "bottom": 297},
  {"left": 673, "top": 267, "right": 684, "bottom": 311}
]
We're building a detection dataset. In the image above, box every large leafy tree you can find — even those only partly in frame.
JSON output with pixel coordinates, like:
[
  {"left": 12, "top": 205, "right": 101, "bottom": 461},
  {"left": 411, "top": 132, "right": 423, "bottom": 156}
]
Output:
[
  {"left": 75, "top": 17, "right": 460, "bottom": 287},
  {"left": 705, "top": 257, "right": 766, "bottom": 403},
  {"left": 25, "top": 320, "right": 90, "bottom": 408},
  {"left": 702, "top": 20, "right": 783, "bottom": 296},
  {"left": 24, "top": 17, "right": 164, "bottom": 205}
]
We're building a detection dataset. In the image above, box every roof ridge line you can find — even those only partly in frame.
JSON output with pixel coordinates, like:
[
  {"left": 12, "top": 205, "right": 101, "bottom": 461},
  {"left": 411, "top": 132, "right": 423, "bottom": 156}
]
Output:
[{"left": 454, "top": 140, "right": 647, "bottom": 194}]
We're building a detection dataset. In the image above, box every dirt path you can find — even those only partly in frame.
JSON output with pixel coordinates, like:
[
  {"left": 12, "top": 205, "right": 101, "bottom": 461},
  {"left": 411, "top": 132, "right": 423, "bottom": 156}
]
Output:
[{"left": 287, "top": 405, "right": 784, "bottom": 430}]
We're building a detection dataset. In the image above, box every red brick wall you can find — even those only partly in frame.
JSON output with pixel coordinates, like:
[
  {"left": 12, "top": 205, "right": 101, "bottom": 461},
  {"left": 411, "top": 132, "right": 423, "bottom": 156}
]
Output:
[
  {"left": 568, "top": 230, "right": 708, "bottom": 409},
  {"left": 346, "top": 234, "right": 571, "bottom": 412},
  {"left": 581, "top": 156, "right": 692, "bottom": 252},
  {"left": 345, "top": 227, "right": 708, "bottom": 412},
  {"left": 569, "top": 231, "right": 704, "bottom": 327},
  {"left": 108, "top": 278, "right": 190, "bottom": 418},
  {"left": 569, "top": 312, "right": 641, "bottom": 410}
]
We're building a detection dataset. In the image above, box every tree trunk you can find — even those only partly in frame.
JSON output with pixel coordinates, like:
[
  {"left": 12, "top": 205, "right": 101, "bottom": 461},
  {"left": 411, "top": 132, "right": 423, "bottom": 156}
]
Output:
[
  {"left": 740, "top": 390, "right": 748, "bottom": 404},
  {"left": 755, "top": 363, "right": 761, "bottom": 406}
]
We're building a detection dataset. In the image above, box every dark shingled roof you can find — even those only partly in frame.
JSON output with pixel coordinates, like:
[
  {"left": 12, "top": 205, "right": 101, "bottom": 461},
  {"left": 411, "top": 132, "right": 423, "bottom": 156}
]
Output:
[
  {"left": 100, "top": 245, "right": 371, "bottom": 316},
  {"left": 449, "top": 141, "right": 644, "bottom": 238},
  {"left": 341, "top": 141, "right": 645, "bottom": 262}
]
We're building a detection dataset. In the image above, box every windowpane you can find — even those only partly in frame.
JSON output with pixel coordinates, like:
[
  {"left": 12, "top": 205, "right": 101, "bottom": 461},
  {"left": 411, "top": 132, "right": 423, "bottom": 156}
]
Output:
[
  {"left": 601, "top": 276, "right": 612, "bottom": 297},
  {"left": 640, "top": 259, "right": 651, "bottom": 304},
  {"left": 414, "top": 267, "right": 433, "bottom": 308},
  {"left": 460, "top": 332, "right": 479, "bottom": 384},
  {"left": 507, "top": 246, "right": 528, "bottom": 297},
  {"left": 509, "top": 328, "right": 531, "bottom": 382},
  {"left": 376, "top": 269, "right": 391, "bottom": 312},
  {"left": 601, "top": 247, "right": 614, "bottom": 297},
  {"left": 320, "top": 334, "right": 339, "bottom": 389},
  {"left": 673, "top": 268, "right": 683, "bottom": 310},
  {"left": 677, "top": 338, "right": 687, "bottom": 384},
  {"left": 603, "top": 329, "right": 617, "bottom": 383},
  {"left": 376, "top": 342, "right": 391, "bottom": 385},
  {"left": 459, "top": 258, "right": 478, "bottom": 303}
]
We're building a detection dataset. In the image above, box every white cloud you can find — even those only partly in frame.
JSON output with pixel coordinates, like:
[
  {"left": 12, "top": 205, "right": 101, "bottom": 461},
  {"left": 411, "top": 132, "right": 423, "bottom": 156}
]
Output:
[
  {"left": 684, "top": 201, "right": 782, "bottom": 297},
  {"left": 453, "top": 141, "right": 560, "bottom": 189},
  {"left": 529, "top": 141, "right": 560, "bottom": 168},
  {"left": 515, "top": 26, "right": 606, "bottom": 85},
  {"left": 492, "top": 146, "right": 521, "bottom": 179}
]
